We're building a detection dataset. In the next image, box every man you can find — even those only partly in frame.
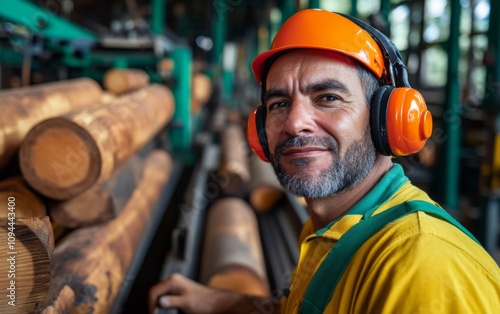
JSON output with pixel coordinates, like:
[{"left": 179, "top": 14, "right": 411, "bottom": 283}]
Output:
[{"left": 150, "top": 9, "right": 500, "bottom": 313}]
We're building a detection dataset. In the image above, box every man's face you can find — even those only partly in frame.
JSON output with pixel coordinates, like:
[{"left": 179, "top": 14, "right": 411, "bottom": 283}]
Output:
[{"left": 264, "top": 49, "right": 376, "bottom": 198}]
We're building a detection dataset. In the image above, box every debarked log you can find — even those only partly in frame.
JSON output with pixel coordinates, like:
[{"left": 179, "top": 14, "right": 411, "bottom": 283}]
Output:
[
  {"left": 20, "top": 84, "right": 175, "bottom": 200},
  {"left": 0, "top": 216, "right": 54, "bottom": 314},
  {"left": 35, "top": 149, "right": 172, "bottom": 314},
  {"left": 103, "top": 68, "right": 149, "bottom": 95},
  {"left": 200, "top": 197, "right": 269, "bottom": 297},
  {"left": 0, "top": 78, "right": 103, "bottom": 171}
]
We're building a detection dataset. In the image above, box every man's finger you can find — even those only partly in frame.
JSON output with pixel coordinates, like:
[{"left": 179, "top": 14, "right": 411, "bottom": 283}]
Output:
[
  {"left": 149, "top": 274, "right": 188, "bottom": 313},
  {"left": 149, "top": 278, "right": 174, "bottom": 312},
  {"left": 158, "top": 295, "right": 183, "bottom": 308}
]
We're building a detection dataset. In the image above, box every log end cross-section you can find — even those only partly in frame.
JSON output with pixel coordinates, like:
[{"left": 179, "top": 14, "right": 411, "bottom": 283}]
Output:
[{"left": 20, "top": 118, "right": 101, "bottom": 200}]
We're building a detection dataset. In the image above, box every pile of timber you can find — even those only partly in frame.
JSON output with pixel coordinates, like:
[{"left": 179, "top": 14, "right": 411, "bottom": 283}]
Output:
[{"left": 0, "top": 69, "right": 178, "bottom": 313}]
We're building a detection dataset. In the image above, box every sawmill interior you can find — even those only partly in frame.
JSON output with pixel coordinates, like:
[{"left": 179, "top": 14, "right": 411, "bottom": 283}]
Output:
[{"left": 0, "top": 0, "right": 499, "bottom": 313}]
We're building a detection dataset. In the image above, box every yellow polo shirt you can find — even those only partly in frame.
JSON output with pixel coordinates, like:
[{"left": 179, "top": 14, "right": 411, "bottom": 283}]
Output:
[{"left": 282, "top": 164, "right": 500, "bottom": 313}]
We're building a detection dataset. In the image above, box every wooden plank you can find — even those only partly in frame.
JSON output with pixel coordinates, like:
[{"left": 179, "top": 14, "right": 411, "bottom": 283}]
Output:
[{"left": 20, "top": 84, "right": 175, "bottom": 200}]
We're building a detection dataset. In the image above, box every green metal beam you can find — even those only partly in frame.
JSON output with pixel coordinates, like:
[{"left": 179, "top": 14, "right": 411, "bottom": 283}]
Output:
[
  {"left": 151, "top": 0, "right": 165, "bottom": 36},
  {"left": 281, "top": 0, "right": 296, "bottom": 25},
  {"left": 308, "top": 0, "right": 321, "bottom": 9},
  {"left": 379, "top": 0, "right": 392, "bottom": 34},
  {"left": 212, "top": 9, "right": 227, "bottom": 82},
  {"left": 442, "top": 0, "right": 462, "bottom": 210},
  {"left": 0, "top": 47, "right": 24, "bottom": 66},
  {"left": 350, "top": 0, "right": 358, "bottom": 18},
  {"left": 169, "top": 47, "right": 193, "bottom": 156},
  {"left": 483, "top": 0, "right": 500, "bottom": 107},
  {"left": 0, "top": 0, "right": 95, "bottom": 40}
]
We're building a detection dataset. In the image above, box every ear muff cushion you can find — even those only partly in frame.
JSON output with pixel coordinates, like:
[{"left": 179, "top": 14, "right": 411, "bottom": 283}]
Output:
[
  {"left": 370, "top": 85, "right": 394, "bottom": 156},
  {"left": 256, "top": 105, "right": 271, "bottom": 160},
  {"left": 247, "top": 106, "right": 271, "bottom": 162}
]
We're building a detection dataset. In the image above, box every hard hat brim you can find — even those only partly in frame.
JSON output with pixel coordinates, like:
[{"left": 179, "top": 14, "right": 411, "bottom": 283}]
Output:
[{"left": 251, "top": 9, "right": 385, "bottom": 84}]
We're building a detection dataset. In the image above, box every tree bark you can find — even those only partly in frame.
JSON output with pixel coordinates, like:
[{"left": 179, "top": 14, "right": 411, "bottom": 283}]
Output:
[
  {"left": 20, "top": 84, "right": 175, "bottom": 200},
  {"left": 103, "top": 69, "right": 149, "bottom": 95},
  {"left": 0, "top": 78, "right": 102, "bottom": 171},
  {"left": 35, "top": 149, "right": 172, "bottom": 314},
  {"left": 0, "top": 216, "right": 54, "bottom": 314}
]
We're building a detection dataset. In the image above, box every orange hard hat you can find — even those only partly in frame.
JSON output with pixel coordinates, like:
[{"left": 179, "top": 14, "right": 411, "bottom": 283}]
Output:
[{"left": 252, "top": 9, "right": 385, "bottom": 84}]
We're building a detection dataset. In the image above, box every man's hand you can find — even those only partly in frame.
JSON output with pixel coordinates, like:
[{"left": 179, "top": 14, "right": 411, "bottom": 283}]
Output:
[
  {"left": 149, "top": 273, "right": 281, "bottom": 314},
  {"left": 149, "top": 273, "right": 227, "bottom": 313}
]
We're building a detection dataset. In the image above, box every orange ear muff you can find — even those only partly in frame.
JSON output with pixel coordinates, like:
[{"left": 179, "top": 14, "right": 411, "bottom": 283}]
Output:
[
  {"left": 247, "top": 106, "right": 270, "bottom": 162},
  {"left": 370, "top": 86, "right": 433, "bottom": 157}
]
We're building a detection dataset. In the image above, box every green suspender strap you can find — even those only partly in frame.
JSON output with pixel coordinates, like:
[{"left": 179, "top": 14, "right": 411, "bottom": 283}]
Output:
[{"left": 298, "top": 200, "right": 481, "bottom": 314}]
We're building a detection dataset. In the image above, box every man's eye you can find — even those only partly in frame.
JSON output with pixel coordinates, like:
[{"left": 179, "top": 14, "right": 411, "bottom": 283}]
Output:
[
  {"left": 320, "top": 95, "right": 340, "bottom": 102},
  {"left": 269, "top": 101, "right": 288, "bottom": 110}
]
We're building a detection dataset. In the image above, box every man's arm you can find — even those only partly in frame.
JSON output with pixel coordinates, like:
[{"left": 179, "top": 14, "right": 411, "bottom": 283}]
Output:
[{"left": 149, "top": 273, "right": 281, "bottom": 314}]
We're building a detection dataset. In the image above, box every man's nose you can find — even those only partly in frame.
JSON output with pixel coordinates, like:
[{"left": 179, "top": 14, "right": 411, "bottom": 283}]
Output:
[{"left": 283, "top": 100, "right": 316, "bottom": 137}]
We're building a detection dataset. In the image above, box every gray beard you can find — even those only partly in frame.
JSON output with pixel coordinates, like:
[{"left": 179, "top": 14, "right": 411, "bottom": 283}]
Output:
[{"left": 270, "top": 127, "right": 376, "bottom": 199}]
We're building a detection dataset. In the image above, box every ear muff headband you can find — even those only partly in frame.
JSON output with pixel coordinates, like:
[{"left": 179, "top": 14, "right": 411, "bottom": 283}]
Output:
[
  {"left": 369, "top": 86, "right": 393, "bottom": 156},
  {"left": 336, "top": 12, "right": 409, "bottom": 88}
]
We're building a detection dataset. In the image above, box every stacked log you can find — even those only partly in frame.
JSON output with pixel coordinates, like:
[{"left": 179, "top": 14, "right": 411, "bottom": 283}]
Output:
[
  {"left": 0, "top": 177, "right": 46, "bottom": 218},
  {"left": 35, "top": 149, "right": 172, "bottom": 313},
  {"left": 0, "top": 216, "right": 54, "bottom": 314},
  {"left": 0, "top": 74, "right": 179, "bottom": 313},
  {"left": 48, "top": 154, "right": 144, "bottom": 228},
  {"left": 19, "top": 84, "right": 175, "bottom": 200},
  {"left": 103, "top": 68, "right": 149, "bottom": 95},
  {"left": 219, "top": 124, "right": 251, "bottom": 196},
  {"left": 0, "top": 78, "right": 103, "bottom": 171},
  {"left": 200, "top": 198, "right": 270, "bottom": 297}
]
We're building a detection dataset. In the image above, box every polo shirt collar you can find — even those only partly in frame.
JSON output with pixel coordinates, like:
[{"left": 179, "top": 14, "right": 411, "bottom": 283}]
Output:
[{"left": 310, "top": 163, "right": 409, "bottom": 240}]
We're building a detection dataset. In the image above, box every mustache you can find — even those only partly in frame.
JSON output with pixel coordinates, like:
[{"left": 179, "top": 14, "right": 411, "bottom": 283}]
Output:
[{"left": 274, "top": 136, "right": 338, "bottom": 156}]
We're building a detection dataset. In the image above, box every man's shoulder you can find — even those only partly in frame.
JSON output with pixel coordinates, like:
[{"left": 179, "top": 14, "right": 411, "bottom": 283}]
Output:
[{"left": 365, "top": 210, "right": 500, "bottom": 279}]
